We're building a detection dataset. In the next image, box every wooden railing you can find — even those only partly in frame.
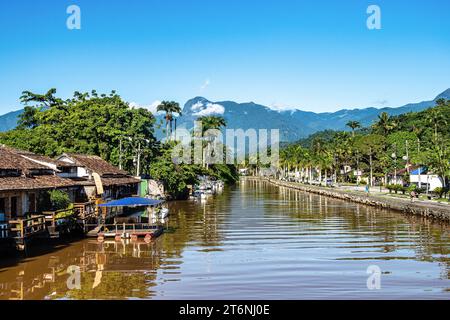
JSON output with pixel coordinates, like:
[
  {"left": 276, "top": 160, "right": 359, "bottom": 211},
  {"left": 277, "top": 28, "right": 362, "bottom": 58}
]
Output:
[
  {"left": 73, "top": 201, "right": 97, "bottom": 220},
  {"left": 42, "top": 208, "right": 75, "bottom": 228},
  {"left": 0, "top": 223, "right": 10, "bottom": 239},
  {"left": 9, "top": 215, "right": 46, "bottom": 239}
]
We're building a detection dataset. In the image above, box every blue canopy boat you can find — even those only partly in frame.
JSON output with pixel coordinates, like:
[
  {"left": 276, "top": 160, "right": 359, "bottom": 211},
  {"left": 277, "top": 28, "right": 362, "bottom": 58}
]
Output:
[
  {"left": 87, "top": 197, "right": 168, "bottom": 240},
  {"left": 98, "top": 197, "right": 164, "bottom": 208}
]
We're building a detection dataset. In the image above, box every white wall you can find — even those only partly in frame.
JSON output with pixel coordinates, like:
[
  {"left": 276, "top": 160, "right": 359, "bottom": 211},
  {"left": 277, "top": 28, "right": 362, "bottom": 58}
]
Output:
[
  {"left": 410, "top": 174, "right": 443, "bottom": 191},
  {"left": 77, "top": 166, "right": 89, "bottom": 178}
]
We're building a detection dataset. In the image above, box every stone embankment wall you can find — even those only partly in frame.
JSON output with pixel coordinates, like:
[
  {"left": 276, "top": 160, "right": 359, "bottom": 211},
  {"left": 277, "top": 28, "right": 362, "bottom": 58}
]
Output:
[{"left": 244, "top": 177, "right": 450, "bottom": 222}]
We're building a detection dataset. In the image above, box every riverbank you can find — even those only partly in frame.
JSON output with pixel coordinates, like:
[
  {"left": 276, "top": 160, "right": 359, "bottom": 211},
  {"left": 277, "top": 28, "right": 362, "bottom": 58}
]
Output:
[
  {"left": 245, "top": 177, "right": 450, "bottom": 222},
  {"left": 2, "top": 179, "right": 449, "bottom": 299}
]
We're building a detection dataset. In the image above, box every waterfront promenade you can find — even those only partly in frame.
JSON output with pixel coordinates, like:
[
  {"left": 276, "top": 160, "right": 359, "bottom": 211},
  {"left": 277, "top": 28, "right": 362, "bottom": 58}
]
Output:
[{"left": 247, "top": 177, "right": 450, "bottom": 222}]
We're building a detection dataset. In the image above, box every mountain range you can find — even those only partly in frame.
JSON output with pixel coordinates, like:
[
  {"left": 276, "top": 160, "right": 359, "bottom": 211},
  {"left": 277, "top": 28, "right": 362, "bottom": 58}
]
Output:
[
  {"left": 171, "top": 88, "right": 450, "bottom": 141},
  {"left": 1, "top": 89, "right": 449, "bottom": 142}
]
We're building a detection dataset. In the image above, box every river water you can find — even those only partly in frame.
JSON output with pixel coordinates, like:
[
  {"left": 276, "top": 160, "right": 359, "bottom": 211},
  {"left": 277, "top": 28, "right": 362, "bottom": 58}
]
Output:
[{"left": 0, "top": 179, "right": 449, "bottom": 300}]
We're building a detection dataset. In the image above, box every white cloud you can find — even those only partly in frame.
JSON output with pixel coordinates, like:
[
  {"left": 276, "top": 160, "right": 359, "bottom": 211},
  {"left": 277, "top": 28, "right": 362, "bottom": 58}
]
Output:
[
  {"left": 269, "top": 102, "right": 299, "bottom": 112},
  {"left": 149, "top": 100, "right": 163, "bottom": 113},
  {"left": 191, "top": 101, "right": 204, "bottom": 112},
  {"left": 129, "top": 100, "right": 163, "bottom": 114},
  {"left": 191, "top": 102, "right": 225, "bottom": 116},
  {"left": 200, "top": 79, "right": 210, "bottom": 91}
]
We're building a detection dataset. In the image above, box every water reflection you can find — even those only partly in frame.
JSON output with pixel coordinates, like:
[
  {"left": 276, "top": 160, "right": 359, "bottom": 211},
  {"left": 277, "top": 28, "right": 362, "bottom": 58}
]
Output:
[{"left": 0, "top": 179, "right": 449, "bottom": 299}]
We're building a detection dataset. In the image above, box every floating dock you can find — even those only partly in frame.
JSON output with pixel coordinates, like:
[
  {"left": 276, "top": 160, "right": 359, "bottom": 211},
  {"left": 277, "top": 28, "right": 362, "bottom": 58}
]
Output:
[{"left": 86, "top": 223, "right": 163, "bottom": 242}]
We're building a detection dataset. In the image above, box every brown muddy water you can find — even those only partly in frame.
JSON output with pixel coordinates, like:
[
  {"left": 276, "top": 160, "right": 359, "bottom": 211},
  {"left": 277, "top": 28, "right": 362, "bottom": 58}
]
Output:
[{"left": 0, "top": 179, "right": 449, "bottom": 300}]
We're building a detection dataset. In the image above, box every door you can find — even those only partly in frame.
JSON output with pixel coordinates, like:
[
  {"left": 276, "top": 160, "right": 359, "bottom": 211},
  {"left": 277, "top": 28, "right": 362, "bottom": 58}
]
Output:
[
  {"left": 28, "top": 193, "right": 36, "bottom": 213},
  {"left": 10, "top": 196, "right": 18, "bottom": 219}
]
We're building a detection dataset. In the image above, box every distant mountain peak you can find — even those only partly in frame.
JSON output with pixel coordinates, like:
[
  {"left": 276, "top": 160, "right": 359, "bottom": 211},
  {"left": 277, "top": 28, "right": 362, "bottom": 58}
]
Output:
[
  {"left": 435, "top": 88, "right": 450, "bottom": 100},
  {"left": 1, "top": 89, "right": 448, "bottom": 141},
  {"left": 184, "top": 96, "right": 210, "bottom": 105}
]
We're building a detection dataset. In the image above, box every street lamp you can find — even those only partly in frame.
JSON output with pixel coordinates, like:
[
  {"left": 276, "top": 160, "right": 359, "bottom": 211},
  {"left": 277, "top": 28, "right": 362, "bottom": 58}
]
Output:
[
  {"left": 391, "top": 152, "right": 397, "bottom": 185},
  {"left": 135, "top": 137, "right": 150, "bottom": 177},
  {"left": 119, "top": 136, "right": 132, "bottom": 170}
]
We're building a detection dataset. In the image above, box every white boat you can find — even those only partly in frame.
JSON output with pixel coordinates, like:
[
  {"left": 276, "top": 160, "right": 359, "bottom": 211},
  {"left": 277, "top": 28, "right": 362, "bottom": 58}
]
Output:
[{"left": 160, "top": 208, "right": 169, "bottom": 219}]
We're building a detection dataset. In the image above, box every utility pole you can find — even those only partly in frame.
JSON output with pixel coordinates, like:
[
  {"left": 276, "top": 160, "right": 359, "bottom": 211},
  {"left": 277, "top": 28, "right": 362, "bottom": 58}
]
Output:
[
  {"left": 119, "top": 138, "right": 123, "bottom": 170},
  {"left": 134, "top": 137, "right": 150, "bottom": 178},
  {"left": 391, "top": 143, "right": 397, "bottom": 185},
  {"left": 418, "top": 166, "right": 422, "bottom": 189},
  {"left": 405, "top": 140, "right": 410, "bottom": 173},
  {"left": 136, "top": 141, "right": 141, "bottom": 177},
  {"left": 174, "top": 118, "right": 177, "bottom": 141},
  {"left": 369, "top": 147, "right": 373, "bottom": 187}
]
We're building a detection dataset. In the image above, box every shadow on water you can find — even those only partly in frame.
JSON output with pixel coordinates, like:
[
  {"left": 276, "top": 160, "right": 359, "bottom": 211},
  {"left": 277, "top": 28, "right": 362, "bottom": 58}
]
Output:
[{"left": 0, "top": 235, "right": 87, "bottom": 271}]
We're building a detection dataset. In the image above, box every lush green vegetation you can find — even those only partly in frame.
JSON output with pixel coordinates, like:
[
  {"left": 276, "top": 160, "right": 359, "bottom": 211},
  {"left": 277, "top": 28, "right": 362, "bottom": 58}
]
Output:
[
  {"left": 1, "top": 89, "right": 158, "bottom": 171},
  {"left": 48, "top": 190, "right": 72, "bottom": 211},
  {"left": 0, "top": 89, "right": 238, "bottom": 199},
  {"left": 278, "top": 99, "right": 450, "bottom": 198}
]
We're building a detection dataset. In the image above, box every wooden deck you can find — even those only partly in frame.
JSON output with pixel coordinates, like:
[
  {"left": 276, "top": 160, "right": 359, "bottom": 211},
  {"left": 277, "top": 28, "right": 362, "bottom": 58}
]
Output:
[
  {"left": 8, "top": 215, "right": 47, "bottom": 249},
  {"left": 1, "top": 201, "right": 165, "bottom": 251},
  {"left": 86, "top": 223, "right": 164, "bottom": 242}
]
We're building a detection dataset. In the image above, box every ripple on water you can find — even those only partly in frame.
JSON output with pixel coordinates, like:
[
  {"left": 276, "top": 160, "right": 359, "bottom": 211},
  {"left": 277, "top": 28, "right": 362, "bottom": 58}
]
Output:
[{"left": 0, "top": 180, "right": 448, "bottom": 300}]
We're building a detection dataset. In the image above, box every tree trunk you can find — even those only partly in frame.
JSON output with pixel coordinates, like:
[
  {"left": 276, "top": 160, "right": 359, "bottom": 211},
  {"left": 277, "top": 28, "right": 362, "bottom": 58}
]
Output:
[
  {"left": 166, "top": 120, "right": 170, "bottom": 142},
  {"left": 174, "top": 118, "right": 177, "bottom": 141}
]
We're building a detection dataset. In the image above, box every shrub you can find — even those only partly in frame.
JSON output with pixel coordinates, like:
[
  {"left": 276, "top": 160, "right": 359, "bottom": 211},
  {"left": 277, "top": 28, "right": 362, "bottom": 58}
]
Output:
[
  {"left": 48, "top": 190, "right": 71, "bottom": 211},
  {"left": 433, "top": 187, "right": 449, "bottom": 199},
  {"left": 388, "top": 184, "right": 404, "bottom": 194},
  {"left": 407, "top": 185, "right": 420, "bottom": 194}
]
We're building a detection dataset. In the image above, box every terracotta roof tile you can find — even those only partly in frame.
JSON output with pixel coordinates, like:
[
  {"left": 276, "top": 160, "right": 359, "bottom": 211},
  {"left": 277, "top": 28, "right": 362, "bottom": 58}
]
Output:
[
  {"left": 0, "top": 147, "right": 49, "bottom": 171},
  {"left": 101, "top": 177, "right": 140, "bottom": 187},
  {"left": 0, "top": 175, "right": 76, "bottom": 191},
  {"left": 62, "top": 153, "right": 128, "bottom": 176}
]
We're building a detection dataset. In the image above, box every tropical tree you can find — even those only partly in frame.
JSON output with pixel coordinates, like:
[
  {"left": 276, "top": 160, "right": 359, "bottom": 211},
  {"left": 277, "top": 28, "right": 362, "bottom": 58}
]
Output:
[
  {"left": 157, "top": 101, "right": 182, "bottom": 142},
  {"left": 372, "top": 112, "right": 396, "bottom": 136},
  {"left": 1, "top": 89, "right": 158, "bottom": 173},
  {"left": 196, "top": 116, "right": 227, "bottom": 168},
  {"left": 425, "top": 107, "right": 447, "bottom": 142},
  {"left": 20, "top": 88, "right": 63, "bottom": 108},
  {"left": 426, "top": 139, "right": 450, "bottom": 190},
  {"left": 197, "top": 115, "right": 226, "bottom": 133},
  {"left": 353, "top": 134, "right": 385, "bottom": 186},
  {"left": 346, "top": 120, "right": 361, "bottom": 137}
]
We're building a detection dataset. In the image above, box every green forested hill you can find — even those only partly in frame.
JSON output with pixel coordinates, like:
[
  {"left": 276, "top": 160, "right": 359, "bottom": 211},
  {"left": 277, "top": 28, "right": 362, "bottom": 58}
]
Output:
[{"left": 278, "top": 98, "right": 450, "bottom": 192}]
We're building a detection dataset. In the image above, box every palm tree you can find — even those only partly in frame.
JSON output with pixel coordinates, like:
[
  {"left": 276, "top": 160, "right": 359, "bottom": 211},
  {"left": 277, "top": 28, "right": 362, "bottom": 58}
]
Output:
[
  {"left": 197, "top": 115, "right": 226, "bottom": 134},
  {"left": 412, "top": 124, "right": 424, "bottom": 154},
  {"left": 156, "top": 101, "right": 182, "bottom": 141},
  {"left": 346, "top": 121, "right": 361, "bottom": 137},
  {"left": 425, "top": 107, "right": 447, "bottom": 142},
  {"left": 197, "top": 116, "right": 227, "bottom": 167},
  {"left": 373, "top": 112, "right": 396, "bottom": 136},
  {"left": 332, "top": 132, "right": 352, "bottom": 182}
]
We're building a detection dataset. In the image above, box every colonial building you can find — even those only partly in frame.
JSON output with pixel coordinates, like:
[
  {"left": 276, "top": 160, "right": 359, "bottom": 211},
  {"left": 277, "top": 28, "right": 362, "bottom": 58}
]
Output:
[
  {"left": 409, "top": 166, "right": 444, "bottom": 191},
  {"left": 0, "top": 146, "right": 75, "bottom": 219},
  {"left": 0, "top": 146, "right": 141, "bottom": 220},
  {"left": 56, "top": 153, "right": 140, "bottom": 201}
]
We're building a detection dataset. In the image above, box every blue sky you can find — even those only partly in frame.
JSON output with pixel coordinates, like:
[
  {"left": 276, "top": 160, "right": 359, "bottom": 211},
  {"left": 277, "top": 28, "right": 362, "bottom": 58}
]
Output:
[{"left": 0, "top": 0, "right": 449, "bottom": 115}]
